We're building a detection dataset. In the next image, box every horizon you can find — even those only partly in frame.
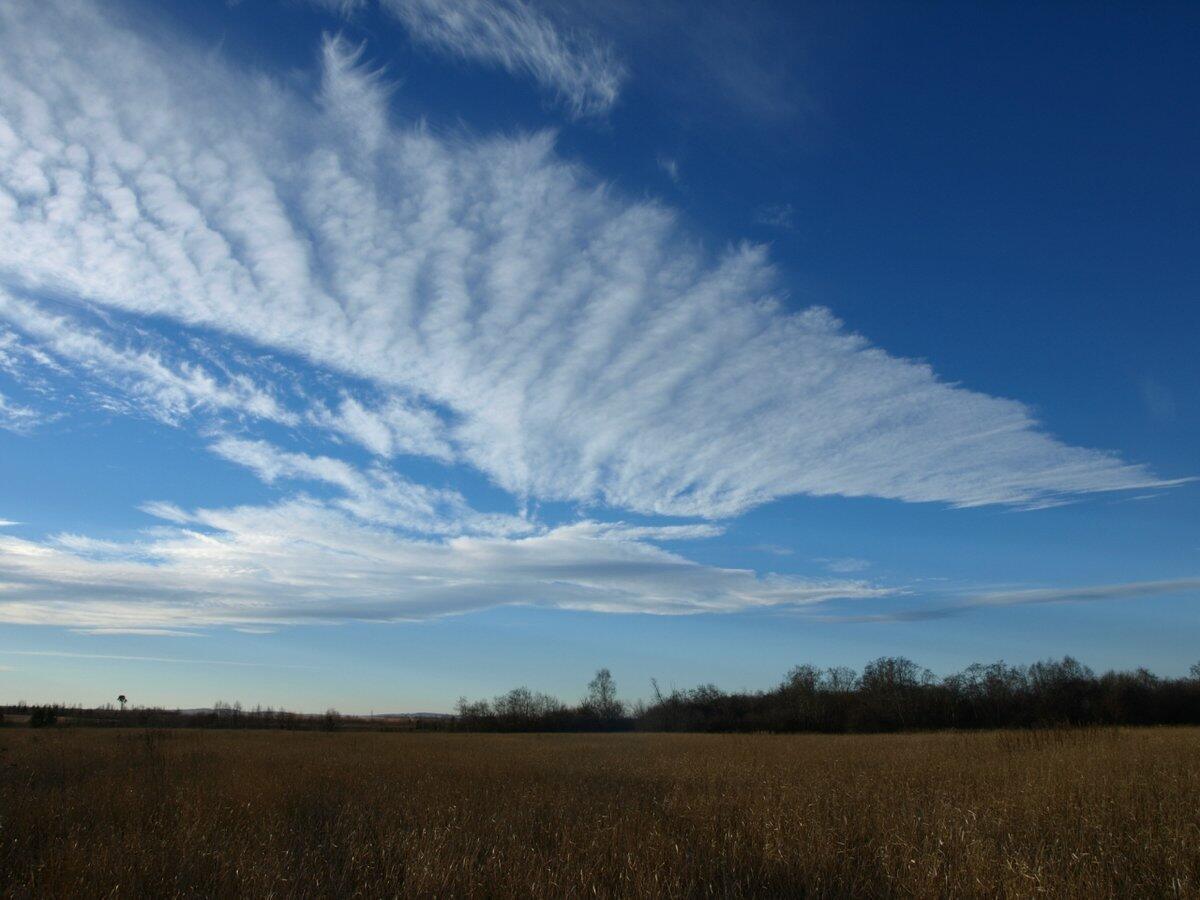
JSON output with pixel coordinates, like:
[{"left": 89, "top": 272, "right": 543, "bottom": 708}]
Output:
[
  {"left": 1, "top": 0, "right": 1198, "bottom": 714},
  {"left": 6, "top": 650, "right": 1196, "bottom": 718}
]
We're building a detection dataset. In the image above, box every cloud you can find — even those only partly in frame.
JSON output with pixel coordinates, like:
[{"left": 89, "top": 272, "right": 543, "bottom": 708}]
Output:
[
  {"left": 0, "top": 0, "right": 1184, "bottom": 529},
  {"left": 305, "top": 0, "right": 370, "bottom": 15},
  {"left": 73, "top": 627, "right": 202, "bottom": 637},
  {"left": 382, "top": 0, "right": 626, "bottom": 118},
  {"left": 556, "top": 0, "right": 812, "bottom": 127},
  {"left": 1140, "top": 377, "right": 1177, "bottom": 423},
  {"left": 209, "top": 435, "right": 531, "bottom": 536},
  {"left": 0, "top": 498, "right": 889, "bottom": 629},
  {"left": 306, "top": 394, "right": 453, "bottom": 461},
  {"left": 816, "top": 556, "right": 871, "bottom": 574},
  {"left": 0, "top": 649, "right": 316, "bottom": 668},
  {"left": 754, "top": 202, "right": 796, "bottom": 229},
  {"left": 0, "top": 520, "right": 19, "bottom": 528},
  {"left": 657, "top": 154, "right": 680, "bottom": 184},
  {"left": 967, "top": 579, "right": 1200, "bottom": 609},
  {"left": 830, "top": 577, "right": 1200, "bottom": 623},
  {"left": 0, "top": 290, "right": 297, "bottom": 427},
  {"left": 0, "top": 390, "right": 41, "bottom": 434},
  {"left": 750, "top": 543, "right": 793, "bottom": 557}
]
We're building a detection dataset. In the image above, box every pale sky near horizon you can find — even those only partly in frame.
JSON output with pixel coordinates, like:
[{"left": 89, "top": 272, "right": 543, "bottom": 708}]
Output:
[{"left": 1, "top": 0, "right": 1197, "bottom": 713}]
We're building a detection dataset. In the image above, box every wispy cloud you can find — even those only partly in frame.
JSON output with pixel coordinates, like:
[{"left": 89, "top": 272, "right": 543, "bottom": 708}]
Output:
[
  {"left": 0, "top": 499, "right": 889, "bottom": 629},
  {"left": 208, "top": 436, "right": 531, "bottom": 536},
  {"left": 382, "top": 0, "right": 626, "bottom": 118},
  {"left": 306, "top": 394, "right": 453, "bottom": 461},
  {"left": 749, "top": 543, "right": 793, "bottom": 557},
  {"left": 657, "top": 154, "right": 680, "bottom": 184},
  {"left": 305, "top": 0, "right": 370, "bottom": 16},
  {"left": 0, "top": 390, "right": 42, "bottom": 434},
  {"left": 828, "top": 577, "right": 1200, "bottom": 623},
  {"left": 0, "top": 292, "right": 297, "bottom": 428},
  {"left": 0, "top": 649, "right": 318, "bottom": 668},
  {"left": 816, "top": 557, "right": 871, "bottom": 574},
  {"left": 754, "top": 203, "right": 796, "bottom": 229},
  {"left": 0, "top": 1, "right": 1180, "bottom": 524},
  {"left": 1140, "top": 376, "right": 1177, "bottom": 423}
]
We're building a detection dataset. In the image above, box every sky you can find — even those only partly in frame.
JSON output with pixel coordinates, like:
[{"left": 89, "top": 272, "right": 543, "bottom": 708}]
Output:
[{"left": 0, "top": 0, "right": 1197, "bottom": 714}]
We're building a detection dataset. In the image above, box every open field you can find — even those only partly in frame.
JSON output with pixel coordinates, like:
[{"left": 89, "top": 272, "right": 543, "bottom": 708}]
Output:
[{"left": 1, "top": 727, "right": 1198, "bottom": 898}]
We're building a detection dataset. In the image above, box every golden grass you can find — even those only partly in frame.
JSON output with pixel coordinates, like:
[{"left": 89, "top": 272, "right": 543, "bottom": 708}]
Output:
[{"left": 1, "top": 727, "right": 1198, "bottom": 897}]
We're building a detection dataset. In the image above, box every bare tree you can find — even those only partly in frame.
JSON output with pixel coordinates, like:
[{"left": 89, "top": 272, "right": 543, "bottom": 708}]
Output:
[{"left": 585, "top": 668, "right": 622, "bottom": 721}]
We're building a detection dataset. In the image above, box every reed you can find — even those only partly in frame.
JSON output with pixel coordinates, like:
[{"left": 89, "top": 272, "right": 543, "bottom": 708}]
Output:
[{"left": 1, "top": 726, "right": 1197, "bottom": 897}]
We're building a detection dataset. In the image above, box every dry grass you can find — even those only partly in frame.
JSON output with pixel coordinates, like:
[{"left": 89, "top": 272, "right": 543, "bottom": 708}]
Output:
[{"left": 1, "top": 727, "right": 1198, "bottom": 898}]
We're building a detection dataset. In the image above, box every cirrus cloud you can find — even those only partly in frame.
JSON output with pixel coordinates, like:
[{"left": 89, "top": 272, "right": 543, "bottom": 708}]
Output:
[
  {"left": 382, "top": 0, "right": 627, "bottom": 118},
  {"left": 0, "top": 0, "right": 1180, "bottom": 523},
  {"left": 0, "top": 499, "right": 891, "bottom": 630}
]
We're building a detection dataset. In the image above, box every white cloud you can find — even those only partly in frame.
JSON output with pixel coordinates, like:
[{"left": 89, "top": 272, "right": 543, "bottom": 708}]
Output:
[
  {"left": 305, "top": 0, "right": 370, "bottom": 16},
  {"left": 0, "top": 290, "right": 296, "bottom": 427},
  {"left": 754, "top": 202, "right": 796, "bottom": 229},
  {"left": 968, "top": 579, "right": 1200, "bottom": 610},
  {"left": 828, "top": 577, "right": 1200, "bottom": 622},
  {"left": 0, "top": 0, "right": 1183, "bottom": 529},
  {"left": 209, "top": 435, "right": 531, "bottom": 535},
  {"left": 307, "top": 394, "right": 453, "bottom": 460},
  {"left": 657, "top": 154, "right": 680, "bottom": 183},
  {"left": 816, "top": 556, "right": 871, "bottom": 574},
  {"left": 0, "top": 519, "right": 19, "bottom": 528},
  {"left": 0, "top": 499, "right": 889, "bottom": 629},
  {"left": 0, "top": 391, "right": 42, "bottom": 434},
  {"left": 382, "top": 0, "right": 626, "bottom": 118}
]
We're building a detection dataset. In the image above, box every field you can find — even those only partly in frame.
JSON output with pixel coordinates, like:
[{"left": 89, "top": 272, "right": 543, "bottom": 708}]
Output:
[{"left": 1, "top": 727, "right": 1198, "bottom": 898}]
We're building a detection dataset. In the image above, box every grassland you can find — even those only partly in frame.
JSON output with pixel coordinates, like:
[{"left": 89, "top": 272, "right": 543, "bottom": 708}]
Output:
[{"left": 1, "top": 727, "right": 1198, "bottom": 898}]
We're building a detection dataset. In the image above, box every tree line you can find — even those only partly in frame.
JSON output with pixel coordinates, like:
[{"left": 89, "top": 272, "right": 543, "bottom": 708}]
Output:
[
  {"left": 7, "top": 658, "right": 1200, "bottom": 733},
  {"left": 1, "top": 701, "right": 361, "bottom": 732},
  {"left": 454, "top": 658, "right": 1200, "bottom": 733}
]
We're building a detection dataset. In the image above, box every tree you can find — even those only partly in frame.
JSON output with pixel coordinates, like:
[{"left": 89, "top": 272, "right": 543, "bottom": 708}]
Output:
[
  {"left": 784, "top": 665, "right": 821, "bottom": 693},
  {"left": 585, "top": 668, "right": 622, "bottom": 721},
  {"left": 117, "top": 694, "right": 127, "bottom": 711},
  {"left": 823, "top": 667, "right": 858, "bottom": 693}
]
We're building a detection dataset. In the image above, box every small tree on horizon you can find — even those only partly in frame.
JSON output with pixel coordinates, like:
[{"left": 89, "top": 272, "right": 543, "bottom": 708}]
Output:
[
  {"left": 118, "top": 694, "right": 127, "bottom": 711},
  {"left": 585, "top": 668, "right": 622, "bottom": 721}
]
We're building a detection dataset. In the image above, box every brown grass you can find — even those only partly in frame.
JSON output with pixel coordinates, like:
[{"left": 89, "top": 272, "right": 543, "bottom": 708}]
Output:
[{"left": 1, "top": 727, "right": 1198, "bottom": 897}]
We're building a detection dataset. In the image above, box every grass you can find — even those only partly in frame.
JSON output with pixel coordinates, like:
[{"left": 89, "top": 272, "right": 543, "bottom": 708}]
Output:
[{"left": 1, "top": 727, "right": 1198, "bottom": 897}]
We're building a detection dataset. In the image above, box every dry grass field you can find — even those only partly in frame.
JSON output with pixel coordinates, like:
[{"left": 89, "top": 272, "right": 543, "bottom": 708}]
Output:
[{"left": 1, "top": 727, "right": 1198, "bottom": 898}]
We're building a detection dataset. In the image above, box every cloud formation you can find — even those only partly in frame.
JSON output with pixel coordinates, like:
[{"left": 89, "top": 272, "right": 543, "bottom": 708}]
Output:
[
  {"left": 0, "top": 499, "right": 888, "bottom": 630},
  {"left": 208, "top": 436, "right": 531, "bottom": 536},
  {"left": 830, "top": 577, "right": 1200, "bottom": 623},
  {"left": 0, "top": 390, "right": 40, "bottom": 433},
  {"left": 0, "top": 0, "right": 1178, "bottom": 523},
  {"left": 0, "top": 290, "right": 296, "bottom": 427},
  {"left": 382, "top": 0, "right": 626, "bottom": 118}
]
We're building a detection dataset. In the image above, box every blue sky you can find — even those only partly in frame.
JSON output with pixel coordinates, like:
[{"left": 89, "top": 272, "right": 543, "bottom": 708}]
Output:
[{"left": 0, "top": 0, "right": 1197, "bottom": 713}]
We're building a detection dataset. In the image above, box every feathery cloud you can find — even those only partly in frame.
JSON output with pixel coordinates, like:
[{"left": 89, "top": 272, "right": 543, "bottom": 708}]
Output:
[
  {"left": 382, "top": 0, "right": 626, "bottom": 118},
  {"left": 0, "top": 499, "right": 889, "bottom": 629},
  {"left": 829, "top": 577, "right": 1200, "bottom": 623},
  {"left": 0, "top": 1, "right": 1179, "bottom": 523},
  {"left": 0, "top": 390, "right": 43, "bottom": 434},
  {"left": 657, "top": 154, "right": 680, "bottom": 184}
]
